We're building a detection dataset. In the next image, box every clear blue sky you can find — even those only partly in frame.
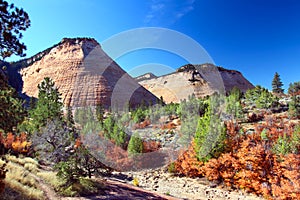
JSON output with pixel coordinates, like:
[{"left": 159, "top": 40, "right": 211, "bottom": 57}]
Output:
[{"left": 6, "top": 0, "right": 300, "bottom": 91}]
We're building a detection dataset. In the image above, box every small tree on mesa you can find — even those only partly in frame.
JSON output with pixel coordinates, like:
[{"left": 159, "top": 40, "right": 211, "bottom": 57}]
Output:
[{"left": 272, "top": 72, "right": 284, "bottom": 94}]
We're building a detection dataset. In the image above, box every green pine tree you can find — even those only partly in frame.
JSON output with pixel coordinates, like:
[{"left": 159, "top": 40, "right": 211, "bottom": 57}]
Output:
[
  {"left": 194, "top": 96, "right": 226, "bottom": 162},
  {"left": 0, "top": 86, "right": 25, "bottom": 132},
  {"left": 27, "top": 77, "right": 63, "bottom": 133},
  {"left": 272, "top": 72, "right": 284, "bottom": 94},
  {"left": 128, "top": 134, "right": 143, "bottom": 155}
]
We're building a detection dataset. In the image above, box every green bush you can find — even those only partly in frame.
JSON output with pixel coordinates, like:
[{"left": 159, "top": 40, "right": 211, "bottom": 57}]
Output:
[
  {"left": 102, "top": 115, "right": 127, "bottom": 148},
  {"left": 272, "top": 126, "right": 300, "bottom": 155},
  {"left": 194, "top": 97, "right": 226, "bottom": 162},
  {"left": 288, "top": 81, "right": 300, "bottom": 95},
  {"left": 132, "top": 108, "right": 146, "bottom": 123},
  {"left": 289, "top": 95, "right": 300, "bottom": 118},
  {"left": 127, "top": 134, "right": 143, "bottom": 156},
  {"left": 245, "top": 85, "right": 276, "bottom": 109},
  {"left": 226, "top": 87, "right": 243, "bottom": 119}
]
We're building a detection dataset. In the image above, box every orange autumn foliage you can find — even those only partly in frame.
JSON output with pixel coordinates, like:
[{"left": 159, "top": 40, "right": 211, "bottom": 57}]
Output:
[
  {"left": 0, "top": 132, "right": 30, "bottom": 154},
  {"left": 175, "top": 141, "right": 205, "bottom": 177},
  {"left": 174, "top": 118, "right": 300, "bottom": 199},
  {"left": 133, "top": 119, "right": 151, "bottom": 129}
]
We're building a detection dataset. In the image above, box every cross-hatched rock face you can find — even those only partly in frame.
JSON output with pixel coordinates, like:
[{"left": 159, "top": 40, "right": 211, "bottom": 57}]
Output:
[
  {"left": 137, "top": 63, "right": 254, "bottom": 103},
  {"left": 19, "top": 38, "right": 158, "bottom": 109}
]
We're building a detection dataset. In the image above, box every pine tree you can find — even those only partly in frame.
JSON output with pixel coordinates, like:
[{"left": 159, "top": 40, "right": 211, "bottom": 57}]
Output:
[
  {"left": 0, "top": 86, "right": 25, "bottom": 132},
  {"left": 28, "top": 77, "right": 63, "bottom": 132},
  {"left": 0, "top": 0, "right": 30, "bottom": 59},
  {"left": 272, "top": 72, "right": 284, "bottom": 94},
  {"left": 128, "top": 134, "right": 143, "bottom": 155}
]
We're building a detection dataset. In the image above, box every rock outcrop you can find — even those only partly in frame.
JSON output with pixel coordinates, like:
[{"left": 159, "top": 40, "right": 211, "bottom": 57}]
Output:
[
  {"left": 137, "top": 63, "right": 254, "bottom": 103},
  {"left": 10, "top": 38, "right": 159, "bottom": 109},
  {"left": 135, "top": 73, "right": 157, "bottom": 82}
]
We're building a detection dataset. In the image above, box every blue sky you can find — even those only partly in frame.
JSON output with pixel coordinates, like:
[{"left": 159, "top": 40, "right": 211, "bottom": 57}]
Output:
[{"left": 6, "top": 0, "right": 300, "bottom": 91}]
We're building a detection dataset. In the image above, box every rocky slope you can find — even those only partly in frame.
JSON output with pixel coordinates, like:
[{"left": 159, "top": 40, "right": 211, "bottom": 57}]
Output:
[
  {"left": 6, "top": 38, "right": 158, "bottom": 109},
  {"left": 136, "top": 63, "right": 254, "bottom": 103}
]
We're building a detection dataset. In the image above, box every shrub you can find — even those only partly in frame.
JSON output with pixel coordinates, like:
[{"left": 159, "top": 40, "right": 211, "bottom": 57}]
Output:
[
  {"left": 289, "top": 95, "right": 300, "bottom": 118},
  {"left": 55, "top": 158, "right": 83, "bottom": 187},
  {"left": 288, "top": 81, "right": 300, "bottom": 95},
  {"left": 226, "top": 87, "right": 244, "bottom": 119},
  {"left": 194, "top": 101, "right": 226, "bottom": 162},
  {"left": 132, "top": 108, "right": 146, "bottom": 123},
  {"left": 245, "top": 85, "right": 276, "bottom": 109},
  {"left": 127, "top": 134, "right": 143, "bottom": 156}
]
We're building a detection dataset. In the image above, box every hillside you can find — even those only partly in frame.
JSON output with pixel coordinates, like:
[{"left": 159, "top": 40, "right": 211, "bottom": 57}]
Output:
[
  {"left": 3, "top": 38, "right": 159, "bottom": 109},
  {"left": 136, "top": 63, "right": 254, "bottom": 103}
]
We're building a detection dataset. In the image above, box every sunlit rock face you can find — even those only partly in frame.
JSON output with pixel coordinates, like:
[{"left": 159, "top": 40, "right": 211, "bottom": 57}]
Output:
[
  {"left": 18, "top": 38, "right": 158, "bottom": 108},
  {"left": 137, "top": 63, "right": 254, "bottom": 103}
]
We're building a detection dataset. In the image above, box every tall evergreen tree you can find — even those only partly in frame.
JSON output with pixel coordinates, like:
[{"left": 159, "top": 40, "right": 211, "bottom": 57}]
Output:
[
  {"left": 28, "top": 77, "right": 63, "bottom": 132},
  {"left": 0, "top": 86, "right": 25, "bottom": 132},
  {"left": 272, "top": 72, "right": 284, "bottom": 94},
  {"left": 0, "top": 0, "right": 30, "bottom": 59}
]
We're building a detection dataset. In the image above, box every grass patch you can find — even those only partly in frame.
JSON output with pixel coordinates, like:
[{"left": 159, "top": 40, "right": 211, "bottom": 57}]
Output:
[
  {"left": 0, "top": 157, "right": 44, "bottom": 200},
  {"left": 5, "top": 155, "right": 25, "bottom": 165},
  {"left": 23, "top": 157, "right": 39, "bottom": 166},
  {"left": 37, "top": 171, "right": 64, "bottom": 190},
  {"left": 5, "top": 179, "right": 44, "bottom": 200},
  {"left": 24, "top": 163, "right": 38, "bottom": 173}
]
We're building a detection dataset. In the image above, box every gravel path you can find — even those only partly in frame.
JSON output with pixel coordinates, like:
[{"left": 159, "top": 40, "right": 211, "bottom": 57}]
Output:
[{"left": 108, "top": 169, "right": 264, "bottom": 200}]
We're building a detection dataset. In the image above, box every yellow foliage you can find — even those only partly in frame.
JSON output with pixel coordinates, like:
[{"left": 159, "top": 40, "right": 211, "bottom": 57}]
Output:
[
  {"left": 11, "top": 140, "right": 31, "bottom": 153},
  {"left": 133, "top": 177, "right": 139, "bottom": 187}
]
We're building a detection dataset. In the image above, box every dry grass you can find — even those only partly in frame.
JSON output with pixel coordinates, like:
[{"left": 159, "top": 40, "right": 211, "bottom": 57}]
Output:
[
  {"left": 1, "top": 155, "right": 105, "bottom": 199},
  {"left": 23, "top": 157, "right": 39, "bottom": 166},
  {"left": 5, "top": 161, "right": 44, "bottom": 199},
  {"left": 0, "top": 156, "right": 45, "bottom": 200},
  {"left": 5, "top": 179, "right": 44, "bottom": 200},
  {"left": 37, "top": 171, "right": 65, "bottom": 189},
  {"left": 5, "top": 155, "right": 24, "bottom": 165},
  {"left": 24, "top": 163, "right": 38, "bottom": 173}
]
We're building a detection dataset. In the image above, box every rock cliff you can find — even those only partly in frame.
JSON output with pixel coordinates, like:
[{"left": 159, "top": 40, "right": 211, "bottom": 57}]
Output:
[
  {"left": 137, "top": 63, "right": 254, "bottom": 103},
  {"left": 9, "top": 38, "right": 159, "bottom": 109}
]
